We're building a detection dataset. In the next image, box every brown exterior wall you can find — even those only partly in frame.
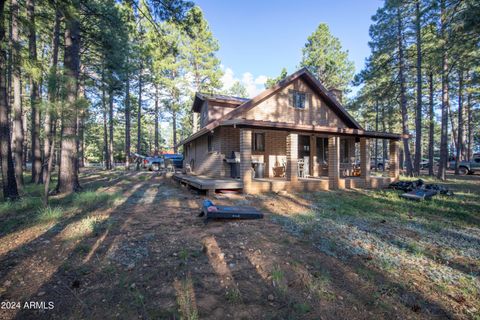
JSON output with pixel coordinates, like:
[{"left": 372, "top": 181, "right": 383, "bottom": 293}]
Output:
[
  {"left": 243, "top": 77, "right": 346, "bottom": 128},
  {"left": 184, "top": 130, "right": 223, "bottom": 177},
  {"left": 199, "top": 101, "right": 237, "bottom": 128},
  {"left": 185, "top": 127, "right": 357, "bottom": 180}
]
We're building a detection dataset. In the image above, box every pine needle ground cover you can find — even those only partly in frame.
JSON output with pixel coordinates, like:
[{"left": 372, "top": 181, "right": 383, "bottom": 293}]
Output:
[{"left": 0, "top": 170, "right": 478, "bottom": 319}]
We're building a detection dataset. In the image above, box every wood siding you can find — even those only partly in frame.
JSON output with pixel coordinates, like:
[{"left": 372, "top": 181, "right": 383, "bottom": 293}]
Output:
[{"left": 242, "top": 78, "right": 347, "bottom": 128}]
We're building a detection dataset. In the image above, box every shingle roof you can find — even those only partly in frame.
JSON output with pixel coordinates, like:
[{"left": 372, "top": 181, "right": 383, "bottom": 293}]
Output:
[{"left": 192, "top": 93, "right": 249, "bottom": 112}]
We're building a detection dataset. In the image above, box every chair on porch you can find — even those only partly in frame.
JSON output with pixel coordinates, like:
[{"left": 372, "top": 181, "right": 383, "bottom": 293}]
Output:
[
  {"left": 297, "top": 159, "right": 305, "bottom": 178},
  {"left": 272, "top": 159, "right": 286, "bottom": 178}
]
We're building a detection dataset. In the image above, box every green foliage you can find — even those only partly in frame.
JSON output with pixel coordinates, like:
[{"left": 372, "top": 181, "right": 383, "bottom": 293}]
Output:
[
  {"left": 72, "top": 190, "right": 119, "bottom": 211},
  {"left": 226, "top": 80, "right": 248, "bottom": 98},
  {"left": 265, "top": 67, "right": 288, "bottom": 89},
  {"left": 37, "top": 206, "right": 64, "bottom": 222},
  {"left": 300, "top": 23, "right": 355, "bottom": 92}
]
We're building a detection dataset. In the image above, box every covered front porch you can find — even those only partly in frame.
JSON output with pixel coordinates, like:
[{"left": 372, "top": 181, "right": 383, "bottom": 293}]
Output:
[{"left": 237, "top": 126, "right": 401, "bottom": 194}]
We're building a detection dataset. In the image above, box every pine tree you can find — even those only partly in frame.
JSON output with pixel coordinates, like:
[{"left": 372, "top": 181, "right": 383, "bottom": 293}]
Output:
[
  {"left": 56, "top": 0, "right": 81, "bottom": 194},
  {"left": 0, "top": 0, "right": 19, "bottom": 200},
  {"left": 300, "top": 23, "right": 355, "bottom": 92},
  {"left": 182, "top": 6, "right": 222, "bottom": 132},
  {"left": 265, "top": 68, "right": 288, "bottom": 89},
  {"left": 11, "top": 0, "right": 23, "bottom": 189},
  {"left": 226, "top": 80, "right": 248, "bottom": 98}
]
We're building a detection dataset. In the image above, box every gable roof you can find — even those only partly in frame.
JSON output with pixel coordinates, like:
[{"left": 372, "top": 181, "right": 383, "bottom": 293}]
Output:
[
  {"left": 177, "top": 68, "right": 379, "bottom": 147},
  {"left": 222, "top": 68, "right": 362, "bottom": 129},
  {"left": 192, "top": 93, "right": 249, "bottom": 112}
]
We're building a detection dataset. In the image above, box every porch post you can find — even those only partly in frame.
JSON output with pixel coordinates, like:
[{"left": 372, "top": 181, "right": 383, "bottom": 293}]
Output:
[
  {"left": 240, "top": 129, "right": 253, "bottom": 193},
  {"left": 286, "top": 133, "right": 298, "bottom": 182},
  {"left": 328, "top": 136, "right": 340, "bottom": 189},
  {"left": 389, "top": 139, "right": 400, "bottom": 180},
  {"left": 310, "top": 135, "right": 317, "bottom": 177},
  {"left": 360, "top": 137, "right": 370, "bottom": 186}
]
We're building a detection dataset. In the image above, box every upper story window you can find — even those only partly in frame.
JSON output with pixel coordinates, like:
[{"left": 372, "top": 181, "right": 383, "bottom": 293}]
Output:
[
  {"left": 200, "top": 104, "right": 208, "bottom": 127},
  {"left": 289, "top": 90, "right": 308, "bottom": 109},
  {"left": 252, "top": 133, "right": 265, "bottom": 152}
]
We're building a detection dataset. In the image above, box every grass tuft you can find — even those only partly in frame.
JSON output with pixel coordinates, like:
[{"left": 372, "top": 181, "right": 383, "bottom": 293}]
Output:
[
  {"left": 37, "top": 206, "right": 64, "bottom": 222},
  {"left": 72, "top": 191, "right": 119, "bottom": 211}
]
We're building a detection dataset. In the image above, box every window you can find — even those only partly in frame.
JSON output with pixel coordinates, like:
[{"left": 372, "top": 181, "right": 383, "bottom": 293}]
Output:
[
  {"left": 289, "top": 90, "right": 308, "bottom": 109},
  {"left": 252, "top": 133, "right": 265, "bottom": 152},
  {"left": 200, "top": 104, "right": 208, "bottom": 127},
  {"left": 207, "top": 133, "right": 213, "bottom": 152}
]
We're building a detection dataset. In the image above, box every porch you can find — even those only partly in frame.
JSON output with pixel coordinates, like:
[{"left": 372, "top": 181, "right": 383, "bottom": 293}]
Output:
[
  {"left": 237, "top": 127, "right": 400, "bottom": 194},
  {"left": 173, "top": 173, "right": 394, "bottom": 195}
]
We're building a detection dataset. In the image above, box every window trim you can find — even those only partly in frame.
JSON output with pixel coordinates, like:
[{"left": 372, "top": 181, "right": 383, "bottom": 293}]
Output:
[{"left": 289, "top": 89, "right": 308, "bottom": 110}]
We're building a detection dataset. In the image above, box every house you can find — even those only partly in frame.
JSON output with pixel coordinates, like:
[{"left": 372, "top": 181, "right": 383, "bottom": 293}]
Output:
[{"left": 176, "top": 68, "right": 404, "bottom": 194}]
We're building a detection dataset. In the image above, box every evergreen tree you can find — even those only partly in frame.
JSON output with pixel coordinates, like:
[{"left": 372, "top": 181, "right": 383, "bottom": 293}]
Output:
[
  {"left": 300, "top": 23, "right": 355, "bottom": 92},
  {"left": 265, "top": 67, "right": 288, "bottom": 89},
  {"left": 226, "top": 80, "right": 248, "bottom": 98},
  {"left": 182, "top": 6, "right": 223, "bottom": 132}
]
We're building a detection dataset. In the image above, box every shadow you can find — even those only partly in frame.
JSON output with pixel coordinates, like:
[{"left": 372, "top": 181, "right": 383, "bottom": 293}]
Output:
[
  {"left": 3, "top": 172, "right": 476, "bottom": 319},
  {"left": 255, "top": 198, "right": 458, "bottom": 319}
]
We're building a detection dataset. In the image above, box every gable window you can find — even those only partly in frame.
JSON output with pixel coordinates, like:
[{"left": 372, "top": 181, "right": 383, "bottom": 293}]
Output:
[
  {"left": 200, "top": 104, "right": 208, "bottom": 127},
  {"left": 289, "top": 90, "right": 307, "bottom": 109},
  {"left": 252, "top": 133, "right": 265, "bottom": 152},
  {"left": 207, "top": 133, "right": 213, "bottom": 152}
]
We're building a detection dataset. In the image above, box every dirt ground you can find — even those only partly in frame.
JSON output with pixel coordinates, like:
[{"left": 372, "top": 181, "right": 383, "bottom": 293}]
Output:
[{"left": 0, "top": 170, "right": 478, "bottom": 319}]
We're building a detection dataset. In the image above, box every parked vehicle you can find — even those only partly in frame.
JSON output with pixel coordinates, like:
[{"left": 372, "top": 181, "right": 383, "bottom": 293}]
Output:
[
  {"left": 454, "top": 155, "right": 480, "bottom": 175},
  {"left": 420, "top": 158, "right": 438, "bottom": 169},
  {"left": 371, "top": 158, "right": 389, "bottom": 171},
  {"left": 144, "top": 156, "right": 164, "bottom": 171},
  {"left": 163, "top": 154, "right": 184, "bottom": 170},
  {"left": 354, "top": 158, "right": 389, "bottom": 171}
]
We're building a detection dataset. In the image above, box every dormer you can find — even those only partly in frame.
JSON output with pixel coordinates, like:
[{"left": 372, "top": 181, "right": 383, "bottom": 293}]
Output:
[{"left": 192, "top": 93, "right": 249, "bottom": 128}]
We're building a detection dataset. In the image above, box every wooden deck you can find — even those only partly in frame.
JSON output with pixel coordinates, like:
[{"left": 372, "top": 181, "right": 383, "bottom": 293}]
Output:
[
  {"left": 173, "top": 173, "right": 243, "bottom": 192},
  {"left": 173, "top": 173, "right": 393, "bottom": 194}
]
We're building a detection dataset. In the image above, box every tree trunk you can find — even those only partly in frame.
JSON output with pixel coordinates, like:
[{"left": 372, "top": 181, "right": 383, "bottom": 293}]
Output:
[
  {"left": 454, "top": 69, "right": 463, "bottom": 174},
  {"left": 413, "top": 0, "right": 422, "bottom": 176},
  {"left": 11, "top": 0, "right": 23, "bottom": 189},
  {"left": 381, "top": 105, "right": 387, "bottom": 166},
  {"left": 102, "top": 75, "right": 109, "bottom": 170},
  {"left": 77, "top": 66, "right": 85, "bottom": 170},
  {"left": 397, "top": 7, "right": 413, "bottom": 177},
  {"left": 466, "top": 90, "right": 472, "bottom": 161},
  {"left": 43, "top": 8, "right": 60, "bottom": 183},
  {"left": 374, "top": 99, "right": 378, "bottom": 171},
  {"left": 172, "top": 109, "right": 177, "bottom": 153},
  {"left": 437, "top": 0, "right": 449, "bottom": 181},
  {"left": 56, "top": 7, "right": 80, "bottom": 194},
  {"left": 125, "top": 67, "right": 130, "bottom": 170},
  {"left": 108, "top": 87, "right": 114, "bottom": 169},
  {"left": 154, "top": 83, "right": 159, "bottom": 153},
  {"left": 137, "top": 64, "right": 142, "bottom": 154},
  {"left": 43, "top": 122, "right": 55, "bottom": 206},
  {"left": 0, "top": 0, "right": 19, "bottom": 200},
  {"left": 27, "top": 0, "right": 42, "bottom": 184},
  {"left": 428, "top": 72, "right": 435, "bottom": 176},
  {"left": 448, "top": 101, "right": 457, "bottom": 154}
]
